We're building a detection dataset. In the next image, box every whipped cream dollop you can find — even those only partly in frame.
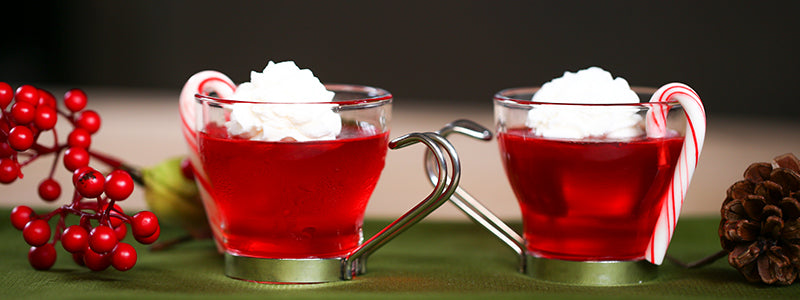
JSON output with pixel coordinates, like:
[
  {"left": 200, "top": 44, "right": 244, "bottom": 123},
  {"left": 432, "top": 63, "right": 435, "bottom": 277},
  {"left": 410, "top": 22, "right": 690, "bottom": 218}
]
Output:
[
  {"left": 527, "top": 67, "right": 644, "bottom": 139},
  {"left": 225, "top": 61, "right": 341, "bottom": 141}
]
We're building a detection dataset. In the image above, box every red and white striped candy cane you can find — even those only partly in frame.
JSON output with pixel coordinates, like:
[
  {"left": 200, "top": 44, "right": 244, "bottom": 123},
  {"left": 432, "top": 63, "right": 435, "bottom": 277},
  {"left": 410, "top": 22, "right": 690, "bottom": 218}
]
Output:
[
  {"left": 644, "top": 83, "right": 706, "bottom": 264},
  {"left": 178, "top": 71, "right": 236, "bottom": 178},
  {"left": 178, "top": 71, "right": 236, "bottom": 252}
]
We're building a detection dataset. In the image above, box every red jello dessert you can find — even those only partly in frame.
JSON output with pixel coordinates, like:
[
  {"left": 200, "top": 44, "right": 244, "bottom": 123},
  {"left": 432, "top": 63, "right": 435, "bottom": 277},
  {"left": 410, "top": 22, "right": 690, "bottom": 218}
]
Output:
[
  {"left": 198, "top": 124, "right": 389, "bottom": 259},
  {"left": 498, "top": 128, "right": 683, "bottom": 261}
]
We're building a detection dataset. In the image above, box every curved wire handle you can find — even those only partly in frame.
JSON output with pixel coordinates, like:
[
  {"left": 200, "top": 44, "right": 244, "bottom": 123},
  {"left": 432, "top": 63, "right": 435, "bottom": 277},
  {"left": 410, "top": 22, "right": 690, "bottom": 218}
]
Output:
[
  {"left": 423, "top": 119, "right": 527, "bottom": 272},
  {"left": 342, "top": 132, "right": 461, "bottom": 279}
]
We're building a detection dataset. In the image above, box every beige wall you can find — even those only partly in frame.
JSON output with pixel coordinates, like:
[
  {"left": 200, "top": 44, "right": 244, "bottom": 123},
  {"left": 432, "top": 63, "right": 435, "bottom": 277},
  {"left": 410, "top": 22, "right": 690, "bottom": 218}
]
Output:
[{"left": 4, "top": 88, "right": 799, "bottom": 220}]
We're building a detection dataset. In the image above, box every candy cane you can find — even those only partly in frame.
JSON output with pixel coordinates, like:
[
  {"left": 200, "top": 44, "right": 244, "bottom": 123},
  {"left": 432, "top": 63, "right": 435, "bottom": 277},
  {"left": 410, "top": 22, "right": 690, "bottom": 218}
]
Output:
[
  {"left": 644, "top": 83, "right": 706, "bottom": 264},
  {"left": 179, "top": 71, "right": 236, "bottom": 149},
  {"left": 178, "top": 71, "right": 236, "bottom": 181}
]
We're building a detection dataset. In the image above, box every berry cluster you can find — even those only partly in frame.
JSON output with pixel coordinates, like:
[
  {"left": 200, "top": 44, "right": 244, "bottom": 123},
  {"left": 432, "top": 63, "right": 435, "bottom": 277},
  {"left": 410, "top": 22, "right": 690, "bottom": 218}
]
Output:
[{"left": 1, "top": 82, "right": 160, "bottom": 271}]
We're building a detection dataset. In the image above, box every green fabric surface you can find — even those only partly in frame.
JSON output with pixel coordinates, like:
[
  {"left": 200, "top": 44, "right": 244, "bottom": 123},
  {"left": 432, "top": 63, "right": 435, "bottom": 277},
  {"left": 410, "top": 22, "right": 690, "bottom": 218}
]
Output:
[{"left": 1, "top": 207, "right": 797, "bottom": 299}]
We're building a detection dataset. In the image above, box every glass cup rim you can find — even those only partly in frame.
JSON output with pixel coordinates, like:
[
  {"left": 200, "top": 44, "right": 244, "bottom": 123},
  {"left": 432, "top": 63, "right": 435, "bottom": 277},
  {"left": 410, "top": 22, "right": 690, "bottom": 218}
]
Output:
[
  {"left": 494, "top": 86, "right": 680, "bottom": 108},
  {"left": 195, "top": 83, "right": 393, "bottom": 106}
]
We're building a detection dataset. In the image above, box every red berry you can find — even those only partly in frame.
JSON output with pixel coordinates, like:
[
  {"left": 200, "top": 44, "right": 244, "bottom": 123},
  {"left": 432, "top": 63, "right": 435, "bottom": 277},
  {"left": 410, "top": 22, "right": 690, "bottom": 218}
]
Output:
[
  {"left": 134, "top": 226, "right": 160, "bottom": 245},
  {"left": 23, "top": 219, "right": 51, "bottom": 246},
  {"left": 79, "top": 215, "right": 91, "bottom": 227},
  {"left": 37, "top": 178, "right": 61, "bottom": 201},
  {"left": 74, "top": 169, "right": 105, "bottom": 198},
  {"left": 67, "top": 128, "right": 92, "bottom": 149},
  {"left": 10, "top": 101, "right": 36, "bottom": 124},
  {"left": 33, "top": 105, "right": 58, "bottom": 130},
  {"left": 89, "top": 225, "right": 118, "bottom": 253},
  {"left": 105, "top": 170, "right": 134, "bottom": 200},
  {"left": 0, "top": 82, "right": 12, "bottom": 108},
  {"left": 0, "top": 158, "right": 20, "bottom": 184},
  {"left": 63, "top": 147, "right": 90, "bottom": 171},
  {"left": 8, "top": 125, "right": 34, "bottom": 151},
  {"left": 61, "top": 225, "right": 89, "bottom": 253},
  {"left": 83, "top": 247, "right": 111, "bottom": 271},
  {"left": 180, "top": 158, "right": 195, "bottom": 180},
  {"left": 0, "top": 142, "right": 14, "bottom": 158},
  {"left": 75, "top": 110, "right": 101, "bottom": 134},
  {"left": 111, "top": 242, "right": 137, "bottom": 271},
  {"left": 10, "top": 205, "right": 34, "bottom": 230},
  {"left": 14, "top": 85, "right": 39, "bottom": 106},
  {"left": 113, "top": 223, "right": 128, "bottom": 241},
  {"left": 131, "top": 211, "right": 159, "bottom": 238},
  {"left": 37, "top": 89, "right": 56, "bottom": 108},
  {"left": 64, "top": 89, "right": 87, "bottom": 112},
  {"left": 71, "top": 251, "right": 85, "bottom": 266},
  {"left": 28, "top": 244, "right": 57, "bottom": 270},
  {"left": 72, "top": 166, "right": 93, "bottom": 183}
]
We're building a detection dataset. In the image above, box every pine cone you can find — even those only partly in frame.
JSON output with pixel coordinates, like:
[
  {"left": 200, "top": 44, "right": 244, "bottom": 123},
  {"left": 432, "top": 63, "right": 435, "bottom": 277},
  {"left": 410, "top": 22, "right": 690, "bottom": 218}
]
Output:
[{"left": 719, "top": 153, "right": 800, "bottom": 285}]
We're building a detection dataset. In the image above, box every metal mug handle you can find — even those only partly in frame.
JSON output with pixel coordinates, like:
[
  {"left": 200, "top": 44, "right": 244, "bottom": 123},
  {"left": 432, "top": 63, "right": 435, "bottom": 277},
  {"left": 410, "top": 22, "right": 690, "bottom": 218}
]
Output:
[
  {"left": 342, "top": 131, "right": 462, "bottom": 279},
  {"left": 423, "top": 120, "right": 527, "bottom": 272}
]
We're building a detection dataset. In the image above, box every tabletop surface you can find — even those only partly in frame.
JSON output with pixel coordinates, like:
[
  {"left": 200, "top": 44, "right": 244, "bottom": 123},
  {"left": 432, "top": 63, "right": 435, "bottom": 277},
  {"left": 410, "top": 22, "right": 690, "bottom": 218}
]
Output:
[{"left": 0, "top": 208, "right": 797, "bottom": 300}]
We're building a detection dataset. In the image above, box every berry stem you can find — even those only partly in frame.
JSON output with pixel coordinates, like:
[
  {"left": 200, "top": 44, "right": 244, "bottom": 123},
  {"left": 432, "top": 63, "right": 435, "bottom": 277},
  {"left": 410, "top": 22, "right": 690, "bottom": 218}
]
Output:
[
  {"left": 53, "top": 210, "right": 68, "bottom": 246},
  {"left": 101, "top": 199, "right": 115, "bottom": 227},
  {"left": 71, "top": 189, "right": 82, "bottom": 204},
  {"left": 665, "top": 250, "right": 727, "bottom": 268},
  {"left": 18, "top": 129, "right": 63, "bottom": 169},
  {"left": 56, "top": 108, "right": 74, "bottom": 124},
  {"left": 110, "top": 213, "right": 130, "bottom": 224},
  {"left": 87, "top": 150, "right": 125, "bottom": 169},
  {"left": 88, "top": 150, "right": 144, "bottom": 186},
  {"left": 34, "top": 206, "right": 62, "bottom": 222},
  {"left": 149, "top": 235, "right": 194, "bottom": 252},
  {"left": 17, "top": 153, "right": 38, "bottom": 167},
  {"left": 47, "top": 148, "right": 63, "bottom": 178},
  {"left": 39, "top": 129, "right": 65, "bottom": 178}
]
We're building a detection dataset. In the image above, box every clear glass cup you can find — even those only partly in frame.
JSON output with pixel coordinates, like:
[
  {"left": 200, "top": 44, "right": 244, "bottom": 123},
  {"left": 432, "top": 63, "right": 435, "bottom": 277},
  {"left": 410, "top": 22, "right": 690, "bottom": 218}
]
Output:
[
  {"left": 182, "top": 79, "right": 460, "bottom": 283},
  {"left": 196, "top": 84, "right": 392, "bottom": 260},
  {"left": 425, "top": 85, "right": 704, "bottom": 285}
]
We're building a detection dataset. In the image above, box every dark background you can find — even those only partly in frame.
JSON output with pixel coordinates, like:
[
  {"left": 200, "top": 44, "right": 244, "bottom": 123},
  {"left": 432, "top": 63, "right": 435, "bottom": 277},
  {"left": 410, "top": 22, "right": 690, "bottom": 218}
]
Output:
[{"left": 2, "top": 1, "right": 798, "bottom": 120}]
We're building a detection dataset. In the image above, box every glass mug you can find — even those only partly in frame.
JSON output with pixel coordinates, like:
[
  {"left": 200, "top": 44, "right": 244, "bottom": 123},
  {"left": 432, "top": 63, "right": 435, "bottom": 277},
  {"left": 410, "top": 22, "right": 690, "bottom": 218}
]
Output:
[
  {"left": 427, "top": 84, "right": 706, "bottom": 285},
  {"left": 180, "top": 71, "right": 461, "bottom": 283}
]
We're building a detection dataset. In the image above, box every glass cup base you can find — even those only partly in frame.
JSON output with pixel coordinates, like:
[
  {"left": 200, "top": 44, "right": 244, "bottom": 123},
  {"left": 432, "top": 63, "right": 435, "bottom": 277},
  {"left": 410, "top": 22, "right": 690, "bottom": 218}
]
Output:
[
  {"left": 225, "top": 253, "right": 347, "bottom": 283},
  {"left": 524, "top": 255, "right": 657, "bottom": 286}
]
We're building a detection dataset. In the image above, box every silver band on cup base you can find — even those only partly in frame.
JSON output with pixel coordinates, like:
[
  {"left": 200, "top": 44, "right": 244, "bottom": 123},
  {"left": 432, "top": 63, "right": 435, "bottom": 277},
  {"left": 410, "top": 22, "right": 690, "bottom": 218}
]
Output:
[
  {"left": 225, "top": 253, "right": 346, "bottom": 283},
  {"left": 525, "top": 255, "right": 658, "bottom": 286}
]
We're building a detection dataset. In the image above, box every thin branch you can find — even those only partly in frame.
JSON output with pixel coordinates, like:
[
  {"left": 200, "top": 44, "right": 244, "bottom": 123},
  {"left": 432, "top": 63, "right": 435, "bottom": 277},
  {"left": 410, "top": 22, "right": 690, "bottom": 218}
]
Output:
[{"left": 666, "top": 250, "right": 728, "bottom": 268}]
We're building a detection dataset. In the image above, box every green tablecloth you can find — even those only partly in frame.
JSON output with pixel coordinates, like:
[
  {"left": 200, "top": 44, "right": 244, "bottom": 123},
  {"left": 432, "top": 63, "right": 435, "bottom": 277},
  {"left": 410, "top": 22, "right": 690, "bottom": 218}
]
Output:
[{"left": 1, "top": 208, "right": 796, "bottom": 299}]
